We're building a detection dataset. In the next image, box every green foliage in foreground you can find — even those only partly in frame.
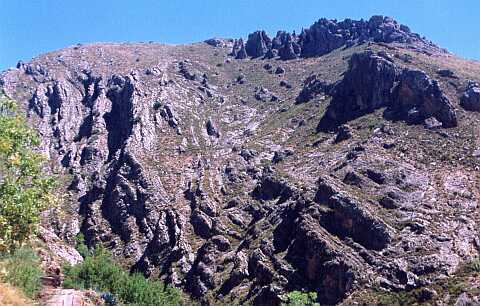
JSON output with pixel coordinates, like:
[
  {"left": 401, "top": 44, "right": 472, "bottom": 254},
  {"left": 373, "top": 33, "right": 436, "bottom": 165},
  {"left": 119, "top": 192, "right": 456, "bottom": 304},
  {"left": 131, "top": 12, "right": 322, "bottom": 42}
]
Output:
[
  {"left": 281, "top": 291, "right": 320, "bottom": 306},
  {"left": 0, "top": 93, "right": 55, "bottom": 252},
  {"left": 1, "top": 247, "right": 43, "bottom": 298},
  {"left": 63, "top": 247, "right": 181, "bottom": 306}
]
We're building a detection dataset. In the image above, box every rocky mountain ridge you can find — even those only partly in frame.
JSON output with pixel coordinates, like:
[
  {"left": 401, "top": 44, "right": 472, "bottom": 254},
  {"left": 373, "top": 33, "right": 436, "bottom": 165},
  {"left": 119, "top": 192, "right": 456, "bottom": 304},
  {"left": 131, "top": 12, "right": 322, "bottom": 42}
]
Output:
[
  {"left": 225, "top": 16, "right": 444, "bottom": 61},
  {"left": 2, "top": 15, "right": 480, "bottom": 305}
]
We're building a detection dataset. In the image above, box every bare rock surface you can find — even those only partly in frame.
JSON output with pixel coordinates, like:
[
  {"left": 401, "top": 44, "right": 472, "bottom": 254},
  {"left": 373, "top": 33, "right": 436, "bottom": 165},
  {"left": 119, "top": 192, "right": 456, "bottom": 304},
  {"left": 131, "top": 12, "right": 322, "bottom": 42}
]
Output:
[
  {"left": 318, "top": 51, "right": 457, "bottom": 130},
  {"left": 461, "top": 81, "right": 480, "bottom": 112}
]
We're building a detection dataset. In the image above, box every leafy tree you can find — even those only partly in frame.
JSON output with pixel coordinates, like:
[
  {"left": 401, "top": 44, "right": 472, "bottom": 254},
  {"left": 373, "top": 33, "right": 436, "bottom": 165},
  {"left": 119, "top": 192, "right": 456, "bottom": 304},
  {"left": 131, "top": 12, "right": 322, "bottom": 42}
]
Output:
[
  {"left": 0, "top": 93, "right": 55, "bottom": 252},
  {"left": 281, "top": 291, "right": 320, "bottom": 306}
]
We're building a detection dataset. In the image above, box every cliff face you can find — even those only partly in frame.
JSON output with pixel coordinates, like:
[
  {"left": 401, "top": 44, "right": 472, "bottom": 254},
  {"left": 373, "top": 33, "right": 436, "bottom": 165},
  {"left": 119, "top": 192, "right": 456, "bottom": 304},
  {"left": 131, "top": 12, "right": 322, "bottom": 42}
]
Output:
[{"left": 2, "top": 16, "right": 480, "bottom": 305}]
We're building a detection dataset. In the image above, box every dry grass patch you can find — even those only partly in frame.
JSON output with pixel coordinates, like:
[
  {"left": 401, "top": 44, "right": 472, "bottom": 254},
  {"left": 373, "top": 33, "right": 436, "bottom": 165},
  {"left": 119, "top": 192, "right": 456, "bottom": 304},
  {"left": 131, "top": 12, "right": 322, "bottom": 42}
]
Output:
[{"left": 0, "top": 282, "right": 34, "bottom": 306}]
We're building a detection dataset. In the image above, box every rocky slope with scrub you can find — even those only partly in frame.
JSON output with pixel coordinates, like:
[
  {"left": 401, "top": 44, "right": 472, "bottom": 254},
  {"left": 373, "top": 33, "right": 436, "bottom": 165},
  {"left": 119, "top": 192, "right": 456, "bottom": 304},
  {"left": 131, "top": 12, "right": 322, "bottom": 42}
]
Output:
[{"left": 2, "top": 15, "right": 480, "bottom": 305}]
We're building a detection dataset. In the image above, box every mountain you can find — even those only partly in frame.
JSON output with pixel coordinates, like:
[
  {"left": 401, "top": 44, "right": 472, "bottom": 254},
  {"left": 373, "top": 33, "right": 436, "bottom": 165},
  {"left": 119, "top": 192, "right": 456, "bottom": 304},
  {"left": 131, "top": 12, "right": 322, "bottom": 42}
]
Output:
[{"left": 2, "top": 15, "right": 480, "bottom": 305}]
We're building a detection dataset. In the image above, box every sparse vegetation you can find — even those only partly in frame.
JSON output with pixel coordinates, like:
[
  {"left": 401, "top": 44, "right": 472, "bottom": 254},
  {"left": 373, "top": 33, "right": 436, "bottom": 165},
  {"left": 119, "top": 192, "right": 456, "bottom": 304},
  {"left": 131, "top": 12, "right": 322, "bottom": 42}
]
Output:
[
  {"left": 0, "top": 282, "right": 34, "bottom": 306},
  {"left": 281, "top": 291, "right": 320, "bottom": 306},
  {"left": 0, "top": 247, "right": 43, "bottom": 298},
  {"left": 63, "top": 246, "right": 182, "bottom": 306},
  {"left": 373, "top": 290, "right": 420, "bottom": 306},
  {"left": 354, "top": 264, "right": 480, "bottom": 306},
  {"left": 467, "top": 257, "right": 480, "bottom": 272}
]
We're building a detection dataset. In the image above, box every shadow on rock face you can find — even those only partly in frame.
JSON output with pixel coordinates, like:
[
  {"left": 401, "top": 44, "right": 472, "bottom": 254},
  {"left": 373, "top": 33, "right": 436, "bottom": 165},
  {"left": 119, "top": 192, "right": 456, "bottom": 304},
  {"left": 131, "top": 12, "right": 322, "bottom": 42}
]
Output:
[
  {"left": 285, "top": 216, "right": 360, "bottom": 305},
  {"left": 252, "top": 175, "right": 293, "bottom": 202},
  {"left": 104, "top": 75, "right": 135, "bottom": 160}
]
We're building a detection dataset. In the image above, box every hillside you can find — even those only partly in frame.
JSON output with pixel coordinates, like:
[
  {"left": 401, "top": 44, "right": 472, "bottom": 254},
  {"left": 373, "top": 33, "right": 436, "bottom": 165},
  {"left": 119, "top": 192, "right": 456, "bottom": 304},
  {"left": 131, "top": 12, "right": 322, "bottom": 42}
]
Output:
[{"left": 2, "top": 15, "right": 480, "bottom": 305}]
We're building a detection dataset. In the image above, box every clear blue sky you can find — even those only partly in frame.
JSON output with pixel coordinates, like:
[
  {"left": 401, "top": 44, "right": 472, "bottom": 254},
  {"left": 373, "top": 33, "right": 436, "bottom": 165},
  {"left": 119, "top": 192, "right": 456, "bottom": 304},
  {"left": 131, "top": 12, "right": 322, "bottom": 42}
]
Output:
[{"left": 0, "top": 0, "right": 478, "bottom": 71}]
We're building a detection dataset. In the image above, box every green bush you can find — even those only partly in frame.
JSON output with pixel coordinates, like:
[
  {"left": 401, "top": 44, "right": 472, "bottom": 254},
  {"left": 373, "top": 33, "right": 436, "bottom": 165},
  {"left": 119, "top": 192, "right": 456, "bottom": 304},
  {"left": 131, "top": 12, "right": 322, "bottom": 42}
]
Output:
[
  {"left": 1, "top": 247, "right": 43, "bottom": 298},
  {"left": 63, "top": 247, "right": 181, "bottom": 306},
  {"left": 0, "top": 93, "right": 56, "bottom": 251},
  {"left": 74, "top": 233, "right": 91, "bottom": 259},
  {"left": 281, "top": 291, "right": 320, "bottom": 306},
  {"left": 468, "top": 258, "right": 480, "bottom": 272}
]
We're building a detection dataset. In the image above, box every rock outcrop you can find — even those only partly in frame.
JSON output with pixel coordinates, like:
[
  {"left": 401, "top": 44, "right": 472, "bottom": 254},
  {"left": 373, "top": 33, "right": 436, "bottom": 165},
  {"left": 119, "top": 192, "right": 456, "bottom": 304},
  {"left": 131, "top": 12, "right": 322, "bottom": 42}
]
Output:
[
  {"left": 318, "top": 51, "right": 457, "bottom": 130},
  {"left": 391, "top": 69, "right": 457, "bottom": 127},
  {"left": 296, "top": 75, "right": 332, "bottom": 104},
  {"left": 246, "top": 31, "right": 272, "bottom": 58},
  {"left": 300, "top": 16, "right": 435, "bottom": 57},
  {"left": 285, "top": 215, "right": 362, "bottom": 304},
  {"left": 231, "top": 39, "right": 248, "bottom": 59},
  {"left": 460, "top": 81, "right": 480, "bottom": 112},
  {"left": 231, "top": 16, "right": 444, "bottom": 60},
  {"left": 278, "top": 34, "right": 301, "bottom": 60},
  {"left": 317, "top": 51, "right": 398, "bottom": 129}
]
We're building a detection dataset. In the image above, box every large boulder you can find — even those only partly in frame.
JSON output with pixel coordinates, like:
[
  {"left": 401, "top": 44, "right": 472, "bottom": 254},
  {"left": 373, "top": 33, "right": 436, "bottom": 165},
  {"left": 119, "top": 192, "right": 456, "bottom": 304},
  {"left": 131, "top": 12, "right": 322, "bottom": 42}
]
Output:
[
  {"left": 391, "top": 69, "right": 457, "bottom": 127},
  {"left": 204, "top": 38, "right": 230, "bottom": 48},
  {"left": 460, "top": 81, "right": 480, "bottom": 112},
  {"left": 252, "top": 175, "right": 293, "bottom": 201},
  {"left": 334, "top": 124, "right": 353, "bottom": 143}
]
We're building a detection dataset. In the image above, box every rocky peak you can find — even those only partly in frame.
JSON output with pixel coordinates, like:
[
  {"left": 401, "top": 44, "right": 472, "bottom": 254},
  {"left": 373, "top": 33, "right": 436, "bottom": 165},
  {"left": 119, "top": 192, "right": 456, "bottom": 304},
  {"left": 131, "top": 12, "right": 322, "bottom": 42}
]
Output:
[{"left": 232, "top": 15, "right": 444, "bottom": 60}]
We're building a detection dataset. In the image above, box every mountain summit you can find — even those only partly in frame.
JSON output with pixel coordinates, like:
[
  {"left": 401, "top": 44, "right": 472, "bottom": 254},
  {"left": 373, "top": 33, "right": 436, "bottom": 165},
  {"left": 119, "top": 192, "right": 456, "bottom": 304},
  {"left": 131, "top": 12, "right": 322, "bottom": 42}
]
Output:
[
  {"left": 2, "top": 15, "right": 480, "bottom": 305},
  {"left": 228, "top": 15, "right": 444, "bottom": 60}
]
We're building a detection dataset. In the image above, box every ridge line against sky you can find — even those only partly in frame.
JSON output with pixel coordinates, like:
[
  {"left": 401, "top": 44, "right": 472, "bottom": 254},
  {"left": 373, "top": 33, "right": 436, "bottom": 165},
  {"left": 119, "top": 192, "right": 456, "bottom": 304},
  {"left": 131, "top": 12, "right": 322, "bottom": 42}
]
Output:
[{"left": 0, "top": 0, "right": 479, "bottom": 70}]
